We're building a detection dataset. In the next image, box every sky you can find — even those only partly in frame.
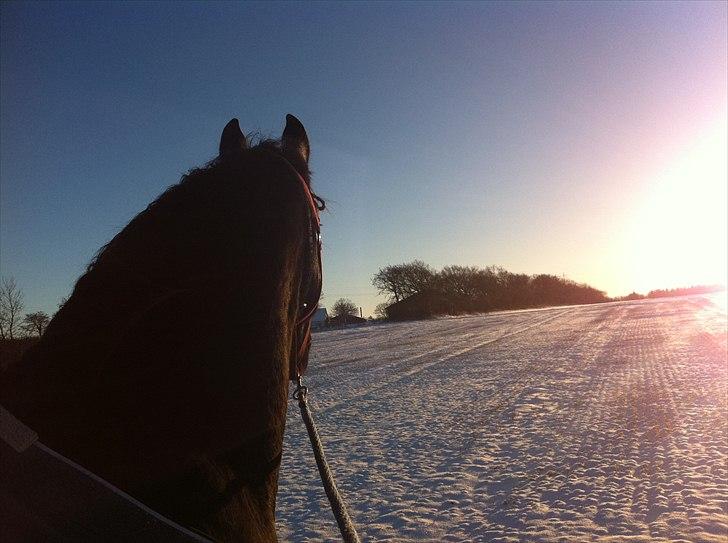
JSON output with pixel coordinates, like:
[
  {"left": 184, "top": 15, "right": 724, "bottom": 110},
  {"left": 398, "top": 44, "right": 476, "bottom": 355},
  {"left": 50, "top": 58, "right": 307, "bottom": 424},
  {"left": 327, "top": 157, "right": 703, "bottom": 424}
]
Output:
[{"left": 1, "top": 1, "right": 726, "bottom": 318}]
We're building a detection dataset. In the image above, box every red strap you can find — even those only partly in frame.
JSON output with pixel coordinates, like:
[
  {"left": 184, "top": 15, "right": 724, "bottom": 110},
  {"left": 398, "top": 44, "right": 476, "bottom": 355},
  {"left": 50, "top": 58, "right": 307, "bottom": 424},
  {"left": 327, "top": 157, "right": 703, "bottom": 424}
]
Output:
[{"left": 288, "top": 166, "right": 323, "bottom": 381}]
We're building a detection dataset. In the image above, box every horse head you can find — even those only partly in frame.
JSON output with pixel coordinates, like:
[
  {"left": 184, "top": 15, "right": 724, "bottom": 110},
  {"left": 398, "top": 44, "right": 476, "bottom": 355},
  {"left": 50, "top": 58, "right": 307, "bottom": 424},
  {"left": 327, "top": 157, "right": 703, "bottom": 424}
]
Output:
[{"left": 1, "top": 115, "right": 322, "bottom": 542}]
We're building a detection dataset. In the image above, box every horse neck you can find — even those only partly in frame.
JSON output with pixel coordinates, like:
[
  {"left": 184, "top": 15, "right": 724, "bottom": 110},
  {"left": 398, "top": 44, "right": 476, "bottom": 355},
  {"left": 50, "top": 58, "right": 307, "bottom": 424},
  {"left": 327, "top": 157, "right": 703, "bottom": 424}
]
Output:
[
  {"left": 3, "top": 268, "right": 295, "bottom": 540},
  {"left": 1, "top": 153, "right": 311, "bottom": 540}
]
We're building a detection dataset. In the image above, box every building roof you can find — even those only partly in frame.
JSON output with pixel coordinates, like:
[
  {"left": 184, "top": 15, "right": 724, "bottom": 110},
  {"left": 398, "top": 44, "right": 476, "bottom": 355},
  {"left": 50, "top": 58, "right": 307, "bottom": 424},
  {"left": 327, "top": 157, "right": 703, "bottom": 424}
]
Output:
[{"left": 312, "top": 307, "right": 328, "bottom": 323}]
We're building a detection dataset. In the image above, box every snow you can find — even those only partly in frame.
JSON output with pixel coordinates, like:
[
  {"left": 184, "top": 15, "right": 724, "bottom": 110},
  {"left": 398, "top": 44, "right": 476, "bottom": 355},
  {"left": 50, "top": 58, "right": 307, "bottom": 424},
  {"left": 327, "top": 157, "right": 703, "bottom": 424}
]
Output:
[{"left": 276, "top": 293, "right": 728, "bottom": 542}]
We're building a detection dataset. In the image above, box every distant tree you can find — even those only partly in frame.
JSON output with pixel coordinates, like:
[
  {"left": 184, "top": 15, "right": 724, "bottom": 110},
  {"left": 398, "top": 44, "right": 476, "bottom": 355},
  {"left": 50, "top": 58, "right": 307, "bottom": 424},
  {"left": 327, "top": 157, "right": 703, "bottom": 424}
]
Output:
[
  {"left": 437, "top": 265, "right": 481, "bottom": 299},
  {"left": 22, "top": 311, "right": 51, "bottom": 337},
  {"left": 372, "top": 265, "right": 405, "bottom": 302},
  {"left": 530, "top": 274, "right": 563, "bottom": 306},
  {"left": 400, "top": 260, "right": 436, "bottom": 296},
  {"left": 331, "top": 298, "right": 358, "bottom": 318},
  {"left": 374, "top": 302, "right": 390, "bottom": 320},
  {"left": 529, "top": 273, "right": 607, "bottom": 306},
  {"left": 647, "top": 285, "right": 724, "bottom": 299},
  {"left": 372, "top": 260, "right": 436, "bottom": 302},
  {"left": 613, "top": 292, "right": 645, "bottom": 301},
  {"left": 469, "top": 266, "right": 502, "bottom": 309},
  {"left": 0, "top": 277, "right": 25, "bottom": 340}
]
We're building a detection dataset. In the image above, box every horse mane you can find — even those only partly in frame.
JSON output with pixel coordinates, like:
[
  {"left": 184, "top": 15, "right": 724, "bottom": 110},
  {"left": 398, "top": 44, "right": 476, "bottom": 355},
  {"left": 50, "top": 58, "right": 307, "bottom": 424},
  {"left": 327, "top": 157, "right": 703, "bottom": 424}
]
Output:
[
  {"left": 87, "top": 138, "right": 311, "bottom": 275},
  {"left": 39, "top": 140, "right": 316, "bottom": 350},
  {"left": 7, "top": 135, "right": 314, "bottom": 392}
]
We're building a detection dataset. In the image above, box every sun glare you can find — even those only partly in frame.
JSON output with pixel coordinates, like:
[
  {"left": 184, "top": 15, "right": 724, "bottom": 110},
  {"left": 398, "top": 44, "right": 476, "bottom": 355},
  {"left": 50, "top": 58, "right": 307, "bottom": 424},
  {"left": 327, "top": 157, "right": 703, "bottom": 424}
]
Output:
[{"left": 626, "top": 117, "right": 728, "bottom": 294}]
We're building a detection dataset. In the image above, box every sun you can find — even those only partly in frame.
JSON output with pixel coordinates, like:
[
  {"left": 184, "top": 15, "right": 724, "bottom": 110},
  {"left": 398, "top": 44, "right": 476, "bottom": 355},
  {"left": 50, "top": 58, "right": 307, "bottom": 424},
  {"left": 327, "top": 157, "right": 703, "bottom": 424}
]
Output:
[{"left": 626, "top": 117, "right": 727, "bottom": 294}]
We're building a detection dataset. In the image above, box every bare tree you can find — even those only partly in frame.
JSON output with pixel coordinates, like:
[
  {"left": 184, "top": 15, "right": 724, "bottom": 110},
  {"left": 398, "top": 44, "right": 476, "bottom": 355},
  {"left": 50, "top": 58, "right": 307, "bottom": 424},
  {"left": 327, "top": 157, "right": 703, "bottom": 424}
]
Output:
[
  {"left": 438, "top": 265, "right": 482, "bottom": 298},
  {"left": 0, "top": 277, "right": 25, "bottom": 339},
  {"left": 331, "top": 298, "right": 358, "bottom": 318},
  {"left": 22, "top": 311, "right": 51, "bottom": 337},
  {"left": 372, "top": 260, "right": 436, "bottom": 302},
  {"left": 372, "top": 264, "right": 406, "bottom": 302}
]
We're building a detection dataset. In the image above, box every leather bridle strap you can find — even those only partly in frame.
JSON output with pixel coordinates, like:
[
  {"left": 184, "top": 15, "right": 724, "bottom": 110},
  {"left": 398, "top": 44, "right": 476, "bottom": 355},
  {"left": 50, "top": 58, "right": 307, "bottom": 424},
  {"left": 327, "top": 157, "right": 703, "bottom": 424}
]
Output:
[
  {"left": 287, "top": 165, "right": 323, "bottom": 382},
  {"left": 284, "top": 163, "right": 361, "bottom": 543}
]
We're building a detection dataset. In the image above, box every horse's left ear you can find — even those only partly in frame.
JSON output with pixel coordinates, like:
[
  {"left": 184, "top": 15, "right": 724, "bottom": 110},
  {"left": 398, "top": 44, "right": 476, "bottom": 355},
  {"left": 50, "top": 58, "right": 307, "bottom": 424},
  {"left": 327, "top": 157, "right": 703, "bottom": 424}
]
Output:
[
  {"left": 282, "top": 114, "right": 310, "bottom": 164},
  {"left": 219, "top": 118, "right": 247, "bottom": 156}
]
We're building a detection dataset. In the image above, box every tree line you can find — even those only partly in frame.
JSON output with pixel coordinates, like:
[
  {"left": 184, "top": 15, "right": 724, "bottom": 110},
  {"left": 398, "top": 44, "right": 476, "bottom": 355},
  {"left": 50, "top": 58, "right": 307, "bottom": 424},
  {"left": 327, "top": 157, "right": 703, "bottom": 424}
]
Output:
[
  {"left": 372, "top": 260, "right": 609, "bottom": 318},
  {"left": 614, "top": 284, "right": 725, "bottom": 301}
]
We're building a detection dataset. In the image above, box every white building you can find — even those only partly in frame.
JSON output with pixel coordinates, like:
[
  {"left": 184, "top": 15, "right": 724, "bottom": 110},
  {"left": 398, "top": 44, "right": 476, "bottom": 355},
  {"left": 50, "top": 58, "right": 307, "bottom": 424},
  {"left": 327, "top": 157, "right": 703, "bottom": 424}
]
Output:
[{"left": 311, "top": 307, "right": 328, "bottom": 330}]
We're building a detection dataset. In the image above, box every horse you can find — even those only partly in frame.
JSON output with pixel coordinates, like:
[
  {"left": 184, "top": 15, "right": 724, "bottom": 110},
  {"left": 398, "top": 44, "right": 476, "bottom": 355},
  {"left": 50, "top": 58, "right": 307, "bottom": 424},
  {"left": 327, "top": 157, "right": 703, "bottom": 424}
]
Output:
[{"left": 0, "top": 115, "right": 322, "bottom": 542}]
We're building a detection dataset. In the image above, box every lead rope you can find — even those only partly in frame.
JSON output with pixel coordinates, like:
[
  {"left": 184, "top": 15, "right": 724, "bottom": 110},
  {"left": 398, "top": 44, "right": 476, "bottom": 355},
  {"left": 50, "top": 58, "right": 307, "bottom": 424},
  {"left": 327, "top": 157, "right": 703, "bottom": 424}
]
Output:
[
  {"left": 287, "top": 161, "right": 359, "bottom": 541},
  {"left": 293, "top": 378, "right": 361, "bottom": 543}
]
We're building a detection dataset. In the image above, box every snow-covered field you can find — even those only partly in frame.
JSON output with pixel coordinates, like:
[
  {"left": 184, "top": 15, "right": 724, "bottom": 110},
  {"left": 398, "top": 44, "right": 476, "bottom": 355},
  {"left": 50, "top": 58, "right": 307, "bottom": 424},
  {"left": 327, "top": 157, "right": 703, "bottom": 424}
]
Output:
[{"left": 276, "top": 294, "right": 728, "bottom": 542}]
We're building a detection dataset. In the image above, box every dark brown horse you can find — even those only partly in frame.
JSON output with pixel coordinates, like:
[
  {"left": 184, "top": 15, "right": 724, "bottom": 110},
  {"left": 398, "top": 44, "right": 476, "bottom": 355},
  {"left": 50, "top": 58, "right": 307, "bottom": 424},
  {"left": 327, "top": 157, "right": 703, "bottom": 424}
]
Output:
[{"left": 1, "top": 115, "right": 321, "bottom": 541}]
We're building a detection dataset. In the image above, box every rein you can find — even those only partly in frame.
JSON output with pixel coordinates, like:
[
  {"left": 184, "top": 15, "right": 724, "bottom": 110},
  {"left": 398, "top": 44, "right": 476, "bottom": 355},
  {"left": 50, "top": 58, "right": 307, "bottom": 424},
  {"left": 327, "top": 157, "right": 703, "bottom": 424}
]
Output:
[
  {"left": 287, "top": 164, "right": 362, "bottom": 543},
  {"left": 293, "top": 380, "right": 361, "bottom": 543}
]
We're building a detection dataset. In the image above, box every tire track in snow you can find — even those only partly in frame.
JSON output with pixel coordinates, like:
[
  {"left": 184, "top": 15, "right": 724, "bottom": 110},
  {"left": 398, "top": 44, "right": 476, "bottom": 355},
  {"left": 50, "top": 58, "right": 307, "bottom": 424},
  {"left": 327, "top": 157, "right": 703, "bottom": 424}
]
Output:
[
  {"left": 278, "top": 296, "right": 728, "bottom": 542},
  {"left": 316, "top": 307, "right": 575, "bottom": 417},
  {"left": 447, "top": 305, "right": 627, "bottom": 511},
  {"left": 454, "top": 304, "right": 621, "bottom": 457},
  {"left": 419, "top": 303, "right": 643, "bottom": 541}
]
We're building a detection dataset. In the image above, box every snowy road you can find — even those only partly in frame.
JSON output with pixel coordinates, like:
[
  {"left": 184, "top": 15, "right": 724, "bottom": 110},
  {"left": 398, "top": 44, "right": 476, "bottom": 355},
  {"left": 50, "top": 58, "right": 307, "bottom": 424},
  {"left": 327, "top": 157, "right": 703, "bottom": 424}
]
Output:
[{"left": 276, "top": 294, "right": 728, "bottom": 542}]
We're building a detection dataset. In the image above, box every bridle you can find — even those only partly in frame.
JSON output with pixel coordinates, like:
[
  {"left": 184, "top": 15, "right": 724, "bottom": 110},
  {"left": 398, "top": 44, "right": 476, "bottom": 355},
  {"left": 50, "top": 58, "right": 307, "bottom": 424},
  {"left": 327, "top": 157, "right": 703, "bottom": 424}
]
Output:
[{"left": 287, "top": 163, "right": 324, "bottom": 383}]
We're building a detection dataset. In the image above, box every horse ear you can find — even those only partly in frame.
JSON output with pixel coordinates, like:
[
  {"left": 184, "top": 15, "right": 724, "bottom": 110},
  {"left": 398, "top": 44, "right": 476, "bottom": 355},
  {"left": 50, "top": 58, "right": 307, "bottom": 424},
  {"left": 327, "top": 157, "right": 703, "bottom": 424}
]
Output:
[
  {"left": 219, "top": 118, "right": 247, "bottom": 156},
  {"left": 282, "top": 114, "right": 310, "bottom": 164}
]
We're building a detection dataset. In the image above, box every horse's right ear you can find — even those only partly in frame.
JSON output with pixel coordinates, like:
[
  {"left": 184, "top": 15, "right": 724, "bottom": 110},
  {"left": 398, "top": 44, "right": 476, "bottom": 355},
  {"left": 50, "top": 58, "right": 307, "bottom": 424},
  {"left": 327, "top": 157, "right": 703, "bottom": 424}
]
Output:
[
  {"left": 219, "top": 118, "right": 247, "bottom": 156},
  {"left": 282, "top": 114, "right": 310, "bottom": 164}
]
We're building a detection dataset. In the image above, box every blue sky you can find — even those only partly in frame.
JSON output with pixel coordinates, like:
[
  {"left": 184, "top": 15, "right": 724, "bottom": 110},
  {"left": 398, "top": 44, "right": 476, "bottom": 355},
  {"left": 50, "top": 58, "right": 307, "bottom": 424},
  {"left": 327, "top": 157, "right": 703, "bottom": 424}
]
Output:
[{"left": 1, "top": 1, "right": 726, "bottom": 317}]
